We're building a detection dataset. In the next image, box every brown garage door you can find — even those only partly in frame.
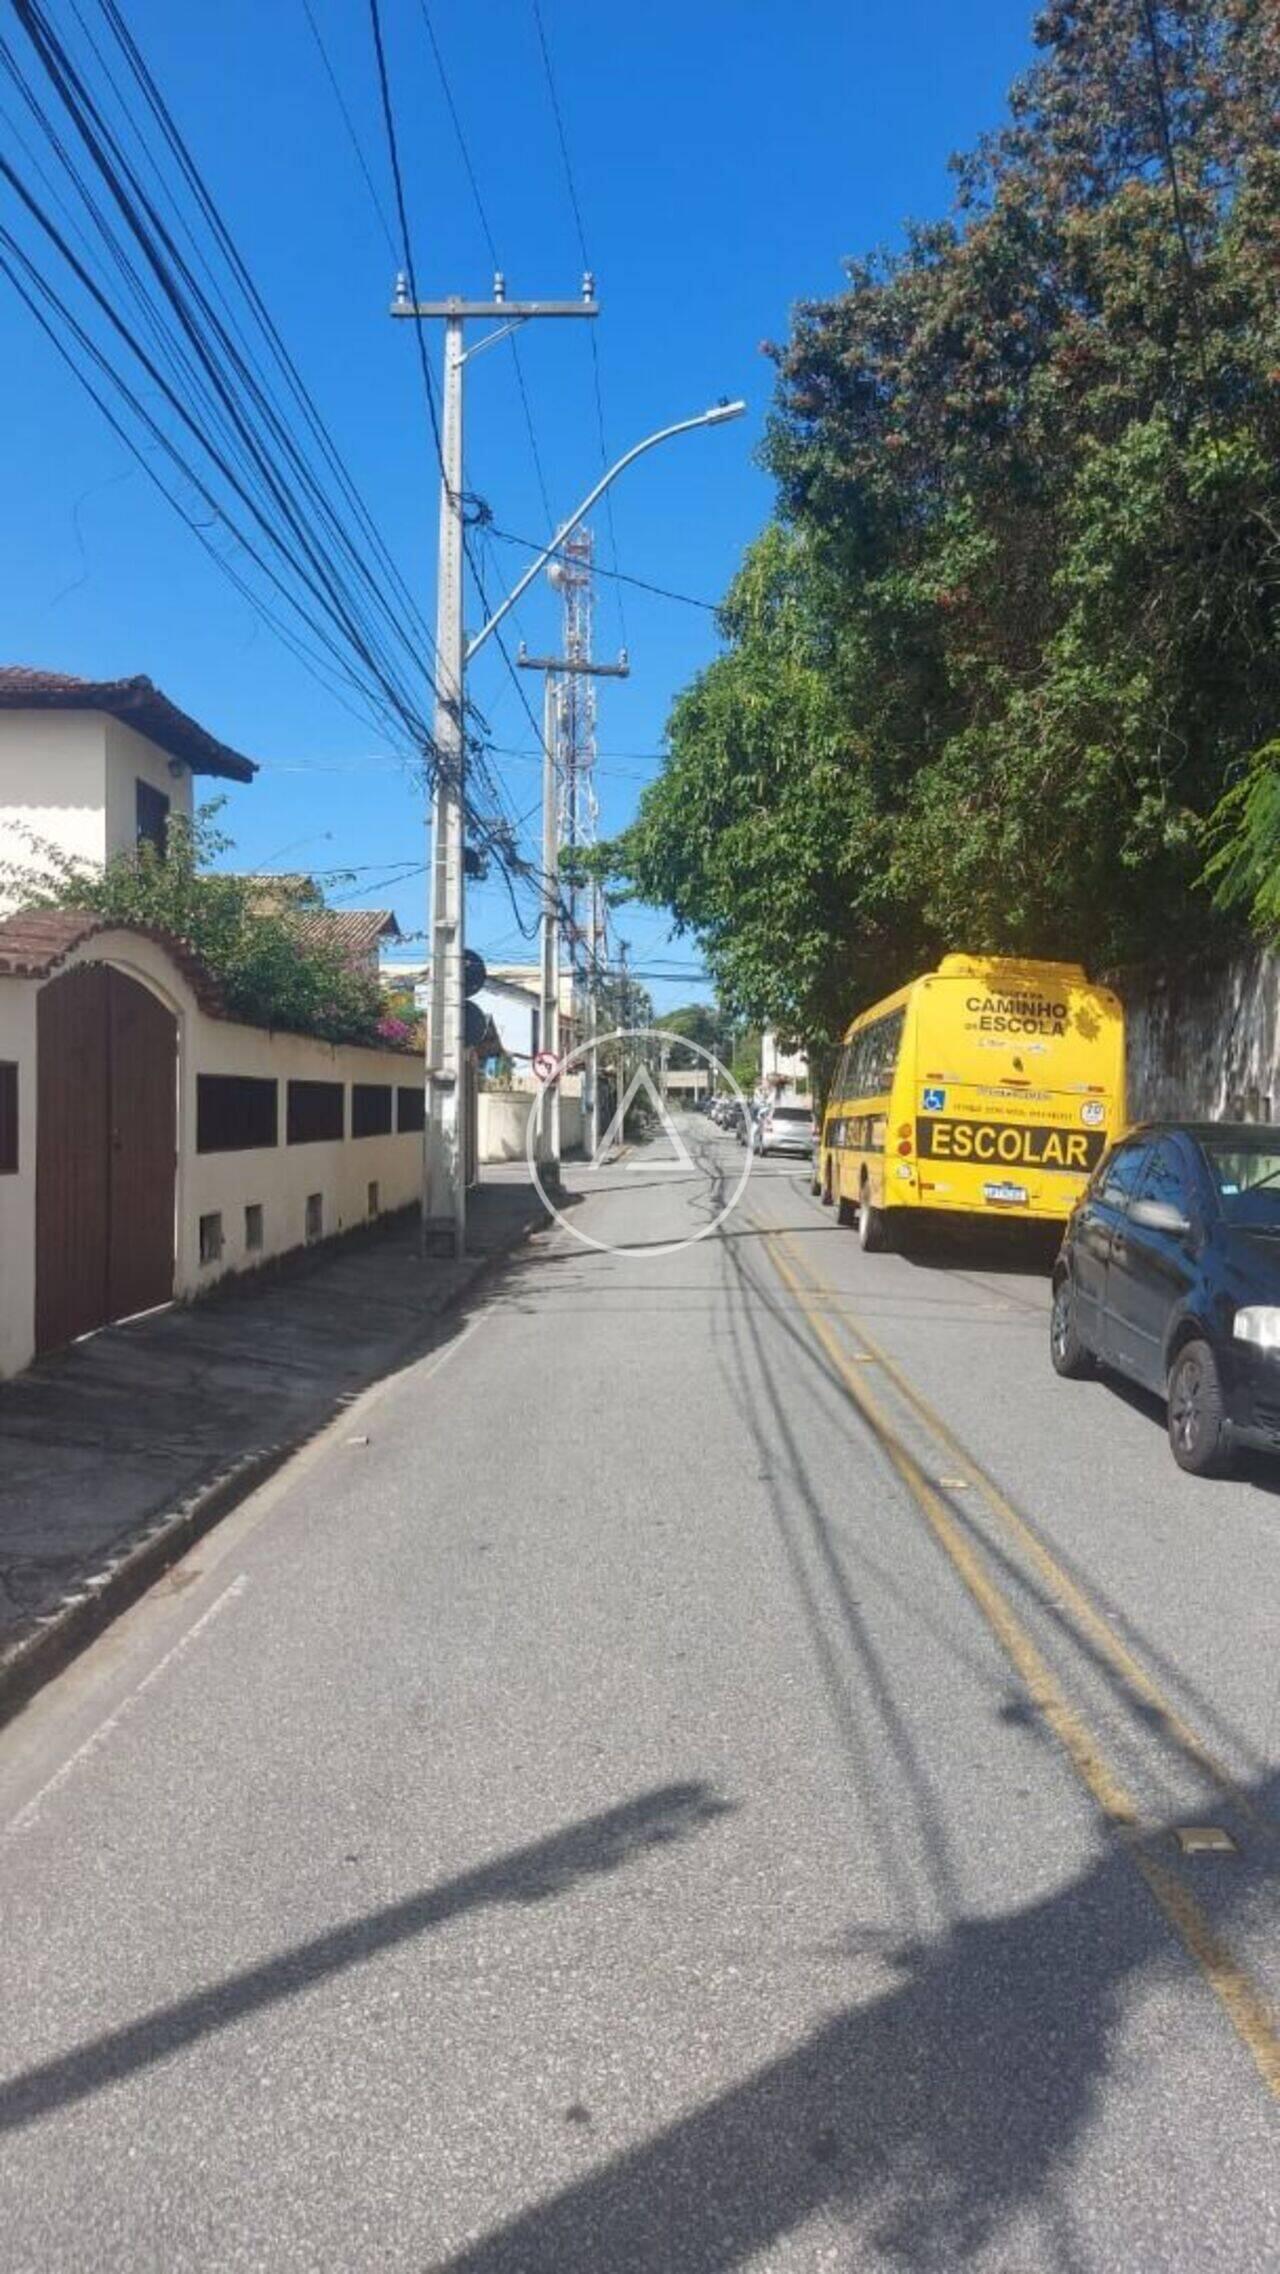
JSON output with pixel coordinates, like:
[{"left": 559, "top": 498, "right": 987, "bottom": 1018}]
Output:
[{"left": 35, "top": 965, "right": 177, "bottom": 1354}]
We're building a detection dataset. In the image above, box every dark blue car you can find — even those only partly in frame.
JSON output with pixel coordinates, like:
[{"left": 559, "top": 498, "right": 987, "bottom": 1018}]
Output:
[{"left": 1051, "top": 1122, "right": 1280, "bottom": 1475}]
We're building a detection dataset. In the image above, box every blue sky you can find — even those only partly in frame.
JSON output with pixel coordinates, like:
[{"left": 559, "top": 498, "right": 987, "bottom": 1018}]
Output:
[{"left": 0, "top": 0, "right": 1038, "bottom": 1007}]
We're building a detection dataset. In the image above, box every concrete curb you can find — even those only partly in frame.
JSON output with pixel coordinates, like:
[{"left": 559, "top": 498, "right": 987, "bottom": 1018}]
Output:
[{"left": 0, "top": 1204, "right": 545, "bottom": 1733}]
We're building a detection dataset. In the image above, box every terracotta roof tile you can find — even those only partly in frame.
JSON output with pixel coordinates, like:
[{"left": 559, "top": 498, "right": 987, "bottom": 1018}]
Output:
[
  {"left": 0, "top": 667, "right": 256, "bottom": 782},
  {"left": 0, "top": 909, "right": 224, "bottom": 1009},
  {"left": 291, "top": 909, "right": 400, "bottom": 957}
]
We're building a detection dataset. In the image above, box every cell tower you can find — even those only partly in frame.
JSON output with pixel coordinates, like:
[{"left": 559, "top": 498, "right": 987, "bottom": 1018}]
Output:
[{"left": 547, "top": 528, "right": 608, "bottom": 995}]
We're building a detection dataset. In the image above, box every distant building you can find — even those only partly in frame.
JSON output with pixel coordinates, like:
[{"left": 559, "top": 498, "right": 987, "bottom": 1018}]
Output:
[
  {"left": 243, "top": 876, "right": 400, "bottom": 978},
  {"left": 473, "top": 972, "right": 542, "bottom": 1068},
  {"left": 662, "top": 1066, "right": 711, "bottom": 1102},
  {"left": 383, "top": 958, "right": 582, "bottom": 1081},
  {"left": 760, "top": 1026, "right": 810, "bottom": 1096}
]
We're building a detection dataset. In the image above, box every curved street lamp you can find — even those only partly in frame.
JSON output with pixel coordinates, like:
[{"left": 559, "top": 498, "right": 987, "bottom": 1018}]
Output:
[{"left": 466, "top": 399, "right": 747, "bottom": 665}]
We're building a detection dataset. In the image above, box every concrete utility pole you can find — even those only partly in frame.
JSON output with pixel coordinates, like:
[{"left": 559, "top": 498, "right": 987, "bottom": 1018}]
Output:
[
  {"left": 588, "top": 878, "right": 607, "bottom": 1156},
  {"left": 551, "top": 529, "right": 602, "bottom": 1153},
  {"left": 391, "top": 272, "right": 599, "bottom": 1255},
  {"left": 616, "top": 941, "right": 630, "bottom": 1148},
  {"left": 389, "top": 261, "right": 742, "bottom": 1248},
  {"left": 517, "top": 641, "right": 628, "bottom": 1173}
]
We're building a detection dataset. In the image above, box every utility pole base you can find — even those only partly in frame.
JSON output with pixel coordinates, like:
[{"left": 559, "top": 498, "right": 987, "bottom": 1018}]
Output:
[{"left": 421, "top": 1216, "right": 463, "bottom": 1259}]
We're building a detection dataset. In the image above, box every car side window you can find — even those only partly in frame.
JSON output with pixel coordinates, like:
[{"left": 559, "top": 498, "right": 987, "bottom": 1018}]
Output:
[
  {"left": 1137, "top": 1140, "right": 1191, "bottom": 1212},
  {"left": 1099, "top": 1141, "right": 1151, "bottom": 1211}
]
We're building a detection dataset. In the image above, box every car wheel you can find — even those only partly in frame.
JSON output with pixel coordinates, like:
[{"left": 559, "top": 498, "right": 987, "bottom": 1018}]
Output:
[
  {"left": 1167, "top": 1339, "right": 1233, "bottom": 1476},
  {"left": 858, "top": 1185, "right": 891, "bottom": 1253},
  {"left": 821, "top": 1161, "right": 835, "bottom": 1208},
  {"left": 1049, "top": 1276, "right": 1095, "bottom": 1379}
]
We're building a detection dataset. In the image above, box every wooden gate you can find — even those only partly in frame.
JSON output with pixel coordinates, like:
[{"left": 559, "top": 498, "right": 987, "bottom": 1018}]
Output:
[{"left": 35, "top": 965, "right": 177, "bottom": 1353}]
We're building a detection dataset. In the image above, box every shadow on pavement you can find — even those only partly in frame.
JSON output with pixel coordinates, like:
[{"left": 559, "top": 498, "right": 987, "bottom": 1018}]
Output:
[
  {"left": 0, "top": 1781, "right": 732, "bottom": 2136},
  {"left": 435, "top": 1776, "right": 1278, "bottom": 2273},
  {"left": 1088, "top": 1367, "right": 1280, "bottom": 1498},
  {"left": 719, "top": 1216, "right": 1274, "bottom": 1803},
  {"left": 895, "top": 1221, "right": 1061, "bottom": 1279}
]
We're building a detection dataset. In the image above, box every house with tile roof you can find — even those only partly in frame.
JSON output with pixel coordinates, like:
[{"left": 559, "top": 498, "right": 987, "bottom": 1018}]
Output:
[
  {"left": 0, "top": 666, "right": 256, "bottom": 911},
  {"left": 0, "top": 907, "right": 427, "bottom": 1378},
  {"left": 241, "top": 875, "right": 401, "bottom": 977}
]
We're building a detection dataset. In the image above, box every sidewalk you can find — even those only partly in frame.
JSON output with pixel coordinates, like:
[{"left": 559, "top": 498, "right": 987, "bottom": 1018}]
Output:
[{"left": 0, "top": 1167, "right": 547, "bottom": 1722}]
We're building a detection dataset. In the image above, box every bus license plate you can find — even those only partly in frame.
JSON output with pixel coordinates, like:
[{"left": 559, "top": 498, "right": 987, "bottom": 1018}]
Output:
[{"left": 983, "top": 1180, "right": 1028, "bottom": 1207}]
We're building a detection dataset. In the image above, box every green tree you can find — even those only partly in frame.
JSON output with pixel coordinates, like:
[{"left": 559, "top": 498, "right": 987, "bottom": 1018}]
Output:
[
  {"left": 654, "top": 1002, "right": 726, "bottom": 1067},
  {"left": 603, "top": 0, "right": 1279, "bottom": 1045},
  {"left": 0, "top": 804, "right": 390, "bottom": 1046}
]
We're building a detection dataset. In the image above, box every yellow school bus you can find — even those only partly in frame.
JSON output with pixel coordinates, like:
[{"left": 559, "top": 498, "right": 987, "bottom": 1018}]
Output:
[{"left": 817, "top": 955, "right": 1125, "bottom": 1249}]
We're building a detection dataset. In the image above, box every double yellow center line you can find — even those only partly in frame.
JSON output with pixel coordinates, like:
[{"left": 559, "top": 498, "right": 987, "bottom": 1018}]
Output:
[{"left": 753, "top": 1216, "right": 1280, "bottom": 2100}]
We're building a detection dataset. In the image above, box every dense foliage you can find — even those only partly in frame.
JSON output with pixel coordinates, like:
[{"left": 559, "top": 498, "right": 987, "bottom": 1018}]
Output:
[
  {"left": 605, "top": 0, "right": 1279, "bottom": 1048},
  {"left": 654, "top": 1002, "right": 730, "bottom": 1067},
  {"left": 2, "top": 806, "right": 391, "bottom": 1046}
]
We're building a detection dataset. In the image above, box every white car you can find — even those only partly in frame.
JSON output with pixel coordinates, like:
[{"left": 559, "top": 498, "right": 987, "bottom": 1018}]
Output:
[{"left": 753, "top": 1103, "right": 815, "bottom": 1158}]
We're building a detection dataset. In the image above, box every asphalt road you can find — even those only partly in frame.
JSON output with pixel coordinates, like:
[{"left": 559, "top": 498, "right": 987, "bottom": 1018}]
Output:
[{"left": 1, "top": 1118, "right": 1277, "bottom": 2270}]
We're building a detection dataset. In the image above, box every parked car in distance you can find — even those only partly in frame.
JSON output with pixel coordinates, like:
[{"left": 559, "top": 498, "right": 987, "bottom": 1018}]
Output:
[
  {"left": 753, "top": 1102, "right": 816, "bottom": 1158},
  {"left": 1051, "top": 1121, "right": 1280, "bottom": 1475}
]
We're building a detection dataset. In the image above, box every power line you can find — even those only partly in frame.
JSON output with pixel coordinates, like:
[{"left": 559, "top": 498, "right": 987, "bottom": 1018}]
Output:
[
  {"left": 2, "top": 0, "right": 557, "bottom": 931},
  {"left": 365, "top": 0, "right": 552, "bottom": 924},
  {"left": 90, "top": 0, "right": 437, "bottom": 670},
  {"left": 487, "top": 522, "right": 719, "bottom": 612},
  {"left": 416, "top": 0, "right": 554, "bottom": 531},
  {"left": 366, "top": 0, "right": 554, "bottom": 863},
  {"left": 529, "top": 0, "right": 627, "bottom": 650},
  {"left": 299, "top": 0, "right": 398, "bottom": 263},
  {"left": 3, "top": 1, "right": 440, "bottom": 753},
  {"left": 1138, "top": 0, "right": 1217, "bottom": 424},
  {"left": 0, "top": 208, "right": 410, "bottom": 750}
]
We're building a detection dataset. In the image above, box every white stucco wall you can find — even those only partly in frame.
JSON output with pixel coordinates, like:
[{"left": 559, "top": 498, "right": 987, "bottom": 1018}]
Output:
[
  {"left": 0, "top": 979, "right": 36, "bottom": 1378},
  {"left": 103, "top": 715, "right": 195, "bottom": 860},
  {"left": 184, "top": 1013, "right": 423, "bottom": 1290},
  {"left": 478, "top": 1089, "right": 535, "bottom": 1163},
  {"left": 476, "top": 981, "right": 538, "bottom": 1063},
  {"left": 0, "top": 929, "right": 427, "bottom": 1378},
  {"left": 477, "top": 1086, "right": 582, "bottom": 1163},
  {"left": 0, "top": 712, "right": 108, "bottom": 907},
  {"left": 761, "top": 1028, "right": 810, "bottom": 1094}
]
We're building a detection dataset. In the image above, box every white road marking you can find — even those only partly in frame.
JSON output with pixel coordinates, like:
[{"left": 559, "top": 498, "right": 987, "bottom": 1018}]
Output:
[
  {"left": 1, "top": 1311, "right": 491, "bottom": 1837},
  {"left": 418, "top": 1315, "right": 484, "bottom": 1380},
  {"left": 3, "top": 1573, "right": 250, "bottom": 1841}
]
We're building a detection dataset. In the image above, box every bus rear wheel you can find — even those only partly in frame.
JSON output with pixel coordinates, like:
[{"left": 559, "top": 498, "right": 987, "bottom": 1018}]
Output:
[{"left": 859, "top": 1185, "right": 892, "bottom": 1253}]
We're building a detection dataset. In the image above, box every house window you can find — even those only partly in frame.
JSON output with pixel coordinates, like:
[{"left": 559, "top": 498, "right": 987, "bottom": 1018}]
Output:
[
  {"left": 199, "top": 1212, "right": 224, "bottom": 1265},
  {"left": 244, "top": 1203, "right": 264, "bottom": 1252},
  {"left": 136, "top": 779, "right": 170, "bottom": 856},
  {"left": 0, "top": 1063, "right": 17, "bottom": 1175},
  {"left": 197, "top": 1075, "right": 278, "bottom": 1153},
  {"left": 367, "top": 1181, "right": 379, "bottom": 1218},
  {"left": 352, "top": 1083, "right": 393, "bottom": 1138},
  {"left": 305, "top": 1192, "right": 323, "bottom": 1243},
  {"left": 287, "top": 1080, "right": 344, "bottom": 1144},
  {"left": 397, "top": 1085, "right": 425, "bottom": 1133}
]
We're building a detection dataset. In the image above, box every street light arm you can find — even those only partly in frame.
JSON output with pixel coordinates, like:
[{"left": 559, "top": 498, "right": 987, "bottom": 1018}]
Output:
[{"left": 465, "top": 400, "right": 746, "bottom": 664}]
